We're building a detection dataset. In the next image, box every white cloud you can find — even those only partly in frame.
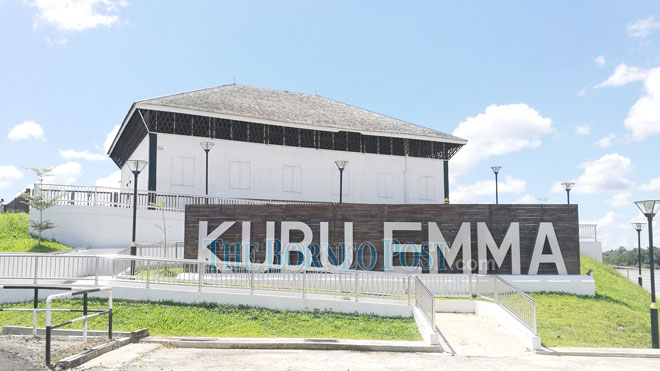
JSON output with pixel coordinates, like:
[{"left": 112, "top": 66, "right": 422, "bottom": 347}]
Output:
[
  {"left": 628, "top": 16, "right": 660, "bottom": 38},
  {"left": 624, "top": 67, "right": 660, "bottom": 141},
  {"left": 450, "top": 104, "right": 554, "bottom": 176},
  {"left": 103, "top": 124, "right": 120, "bottom": 153},
  {"left": 562, "top": 153, "right": 634, "bottom": 194},
  {"left": 8, "top": 121, "right": 45, "bottom": 141},
  {"left": 451, "top": 176, "right": 526, "bottom": 203},
  {"left": 595, "top": 64, "right": 648, "bottom": 88},
  {"left": 59, "top": 149, "right": 107, "bottom": 161},
  {"left": 606, "top": 192, "right": 632, "bottom": 207},
  {"left": 0, "top": 165, "right": 24, "bottom": 189},
  {"left": 582, "top": 211, "right": 630, "bottom": 251},
  {"left": 593, "top": 133, "right": 616, "bottom": 148},
  {"left": 575, "top": 125, "right": 591, "bottom": 135},
  {"left": 595, "top": 55, "right": 606, "bottom": 66},
  {"left": 95, "top": 170, "right": 121, "bottom": 187},
  {"left": 514, "top": 194, "right": 541, "bottom": 204},
  {"left": 44, "top": 162, "right": 83, "bottom": 184},
  {"left": 639, "top": 177, "right": 660, "bottom": 191},
  {"left": 31, "top": 0, "right": 127, "bottom": 31}
]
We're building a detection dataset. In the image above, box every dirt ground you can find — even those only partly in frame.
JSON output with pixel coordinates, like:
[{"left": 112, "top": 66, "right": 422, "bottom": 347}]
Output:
[{"left": 0, "top": 335, "right": 105, "bottom": 371}]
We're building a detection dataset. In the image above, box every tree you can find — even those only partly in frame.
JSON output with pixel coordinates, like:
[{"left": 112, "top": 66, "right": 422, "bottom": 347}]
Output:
[
  {"left": 21, "top": 167, "right": 59, "bottom": 246},
  {"left": 149, "top": 201, "right": 168, "bottom": 248}
]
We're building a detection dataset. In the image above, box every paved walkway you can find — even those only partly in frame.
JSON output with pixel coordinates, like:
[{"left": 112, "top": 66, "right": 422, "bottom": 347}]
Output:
[
  {"left": 76, "top": 346, "right": 659, "bottom": 370},
  {"left": 435, "top": 312, "right": 529, "bottom": 356}
]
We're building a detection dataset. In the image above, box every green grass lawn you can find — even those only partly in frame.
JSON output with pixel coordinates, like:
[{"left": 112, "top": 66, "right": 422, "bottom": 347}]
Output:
[
  {"left": 533, "top": 256, "right": 653, "bottom": 348},
  {"left": 0, "top": 212, "right": 70, "bottom": 252},
  {"left": 0, "top": 299, "right": 421, "bottom": 341}
]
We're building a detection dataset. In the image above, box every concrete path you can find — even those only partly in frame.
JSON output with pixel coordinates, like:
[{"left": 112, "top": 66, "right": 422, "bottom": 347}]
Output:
[
  {"left": 435, "top": 312, "right": 529, "bottom": 356},
  {"left": 75, "top": 346, "right": 659, "bottom": 370}
]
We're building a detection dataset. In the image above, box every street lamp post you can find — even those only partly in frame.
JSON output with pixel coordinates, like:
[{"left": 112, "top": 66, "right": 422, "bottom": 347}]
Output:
[
  {"left": 491, "top": 166, "right": 501, "bottom": 204},
  {"left": 633, "top": 222, "right": 646, "bottom": 287},
  {"left": 200, "top": 142, "right": 214, "bottom": 200},
  {"left": 334, "top": 160, "right": 349, "bottom": 204},
  {"left": 635, "top": 200, "right": 660, "bottom": 349},
  {"left": 126, "top": 160, "right": 148, "bottom": 276},
  {"left": 561, "top": 182, "right": 575, "bottom": 204}
]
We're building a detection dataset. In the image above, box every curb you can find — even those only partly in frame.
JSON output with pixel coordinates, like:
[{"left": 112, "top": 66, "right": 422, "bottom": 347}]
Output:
[
  {"left": 141, "top": 337, "right": 444, "bottom": 353},
  {"left": 536, "top": 348, "right": 660, "bottom": 359},
  {"left": 54, "top": 328, "right": 149, "bottom": 369}
]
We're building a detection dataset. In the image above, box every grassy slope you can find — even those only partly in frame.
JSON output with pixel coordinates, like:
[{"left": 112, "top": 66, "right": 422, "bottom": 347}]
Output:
[
  {"left": 0, "top": 213, "right": 70, "bottom": 252},
  {"left": 0, "top": 299, "right": 421, "bottom": 341},
  {"left": 533, "top": 256, "right": 652, "bottom": 348}
]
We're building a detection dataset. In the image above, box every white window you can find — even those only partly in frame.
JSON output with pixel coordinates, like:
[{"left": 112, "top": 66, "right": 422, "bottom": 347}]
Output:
[
  {"left": 171, "top": 156, "right": 194, "bottom": 186},
  {"left": 419, "top": 175, "right": 435, "bottom": 201},
  {"left": 283, "top": 165, "right": 302, "bottom": 193},
  {"left": 229, "top": 161, "right": 250, "bottom": 190},
  {"left": 377, "top": 172, "right": 394, "bottom": 198}
]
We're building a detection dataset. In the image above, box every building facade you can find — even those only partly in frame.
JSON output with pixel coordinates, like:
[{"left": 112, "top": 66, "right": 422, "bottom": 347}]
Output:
[{"left": 108, "top": 85, "right": 466, "bottom": 203}]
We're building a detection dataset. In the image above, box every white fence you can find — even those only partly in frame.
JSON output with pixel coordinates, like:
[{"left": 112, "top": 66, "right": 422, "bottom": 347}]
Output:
[
  {"left": 0, "top": 253, "right": 536, "bottom": 333},
  {"left": 121, "top": 242, "right": 185, "bottom": 259},
  {"left": 36, "top": 184, "right": 323, "bottom": 213},
  {"left": 614, "top": 266, "right": 660, "bottom": 296}
]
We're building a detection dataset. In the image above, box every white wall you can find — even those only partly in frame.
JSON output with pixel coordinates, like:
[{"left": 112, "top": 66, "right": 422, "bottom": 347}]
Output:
[
  {"left": 133, "top": 133, "right": 447, "bottom": 203},
  {"left": 579, "top": 240, "right": 603, "bottom": 262},
  {"left": 30, "top": 205, "right": 184, "bottom": 249},
  {"left": 499, "top": 275, "right": 595, "bottom": 296}
]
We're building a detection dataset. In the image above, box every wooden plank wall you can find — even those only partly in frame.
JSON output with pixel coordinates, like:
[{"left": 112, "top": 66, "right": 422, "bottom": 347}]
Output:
[{"left": 184, "top": 204, "right": 580, "bottom": 274}]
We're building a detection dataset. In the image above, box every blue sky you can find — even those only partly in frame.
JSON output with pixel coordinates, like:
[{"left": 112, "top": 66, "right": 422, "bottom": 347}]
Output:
[{"left": 1, "top": 1, "right": 660, "bottom": 251}]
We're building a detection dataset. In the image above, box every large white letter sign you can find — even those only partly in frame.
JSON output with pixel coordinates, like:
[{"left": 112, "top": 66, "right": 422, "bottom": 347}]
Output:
[
  {"left": 319, "top": 222, "right": 354, "bottom": 270},
  {"left": 383, "top": 222, "right": 422, "bottom": 271},
  {"left": 528, "top": 222, "right": 568, "bottom": 275},
  {"left": 428, "top": 222, "right": 471, "bottom": 274},
  {"left": 477, "top": 222, "right": 520, "bottom": 274},
  {"left": 198, "top": 221, "right": 235, "bottom": 261},
  {"left": 281, "top": 221, "right": 313, "bottom": 269}
]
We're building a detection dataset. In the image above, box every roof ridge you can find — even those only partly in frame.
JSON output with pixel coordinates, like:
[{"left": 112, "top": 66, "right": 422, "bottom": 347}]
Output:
[
  {"left": 136, "top": 84, "right": 467, "bottom": 143},
  {"left": 136, "top": 83, "right": 236, "bottom": 103}
]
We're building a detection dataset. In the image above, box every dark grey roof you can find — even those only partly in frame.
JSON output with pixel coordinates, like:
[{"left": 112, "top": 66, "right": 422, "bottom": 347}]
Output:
[{"left": 138, "top": 84, "right": 465, "bottom": 143}]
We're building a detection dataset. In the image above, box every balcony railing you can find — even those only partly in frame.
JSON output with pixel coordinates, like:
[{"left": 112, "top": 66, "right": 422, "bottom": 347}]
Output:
[
  {"left": 579, "top": 224, "right": 597, "bottom": 241},
  {"left": 35, "top": 184, "right": 325, "bottom": 212}
]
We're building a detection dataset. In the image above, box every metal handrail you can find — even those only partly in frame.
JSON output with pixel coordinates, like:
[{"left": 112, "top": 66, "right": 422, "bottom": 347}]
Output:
[{"left": 414, "top": 276, "right": 436, "bottom": 329}]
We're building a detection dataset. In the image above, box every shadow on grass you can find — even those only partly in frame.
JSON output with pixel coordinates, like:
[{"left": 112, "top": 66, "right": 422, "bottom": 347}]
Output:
[{"left": 26, "top": 243, "right": 64, "bottom": 253}]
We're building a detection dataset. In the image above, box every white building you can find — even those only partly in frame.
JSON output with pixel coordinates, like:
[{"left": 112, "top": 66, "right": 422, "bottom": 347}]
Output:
[
  {"left": 108, "top": 85, "right": 466, "bottom": 204},
  {"left": 35, "top": 85, "right": 467, "bottom": 249}
]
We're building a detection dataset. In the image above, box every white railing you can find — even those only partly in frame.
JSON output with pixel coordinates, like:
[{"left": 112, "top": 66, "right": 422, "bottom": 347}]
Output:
[
  {"left": 614, "top": 265, "right": 660, "bottom": 296},
  {"left": 0, "top": 253, "right": 536, "bottom": 333},
  {"left": 414, "top": 276, "right": 436, "bottom": 329},
  {"left": 36, "top": 183, "right": 325, "bottom": 212},
  {"left": 487, "top": 276, "right": 536, "bottom": 333},
  {"left": 579, "top": 224, "right": 597, "bottom": 241},
  {"left": 134, "top": 242, "right": 184, "bottom": 259}
]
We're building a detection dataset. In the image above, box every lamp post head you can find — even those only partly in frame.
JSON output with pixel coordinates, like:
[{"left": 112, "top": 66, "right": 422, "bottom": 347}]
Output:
[
  {"left": 632, "top": 222, "right": 646, "bottom": 232},
  {"left": 335, "top": 160, "right": 349, "bottom": 171},
  {"left": 635, "top": 200, "right": 660, "bottom": 218},
  {"left": 561, "top": 182, "right": 575, "bottom": 192},
  {"left": 200, "top": 142, "right": 215, "bottom": 152},
  {"left": 126, "top": 160, "right": 148, "bottom": 174},
  {"left": 491, "top": 166, "right": 501, "bottom": 175}
]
